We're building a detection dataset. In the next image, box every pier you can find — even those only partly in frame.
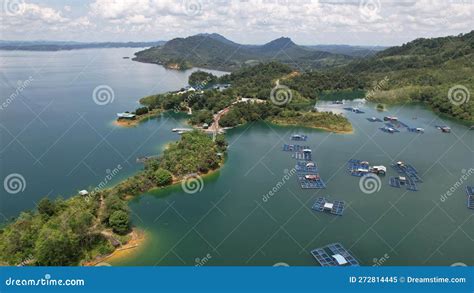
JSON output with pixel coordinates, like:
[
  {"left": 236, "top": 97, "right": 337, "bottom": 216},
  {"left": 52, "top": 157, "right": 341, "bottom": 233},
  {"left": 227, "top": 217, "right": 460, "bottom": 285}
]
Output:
[{"left": 282, "top": 144, "right": 310, "bottom": 152}]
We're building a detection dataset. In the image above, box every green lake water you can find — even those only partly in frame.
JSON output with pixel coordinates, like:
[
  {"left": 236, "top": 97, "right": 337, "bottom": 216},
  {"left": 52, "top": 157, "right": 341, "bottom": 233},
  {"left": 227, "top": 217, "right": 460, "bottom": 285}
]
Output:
[
  {"left": 113, "top": 102, "right": 473, "bottom": 266},
  {"left": 1, "top": 49, "right": 472, "bottom": 266}
]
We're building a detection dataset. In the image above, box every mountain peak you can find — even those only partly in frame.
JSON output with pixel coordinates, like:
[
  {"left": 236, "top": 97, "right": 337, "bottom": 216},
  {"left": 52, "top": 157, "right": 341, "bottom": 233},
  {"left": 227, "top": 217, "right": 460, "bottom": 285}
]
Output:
[{"left": 262, "top": 37, "right": 297, "bottom": 50}]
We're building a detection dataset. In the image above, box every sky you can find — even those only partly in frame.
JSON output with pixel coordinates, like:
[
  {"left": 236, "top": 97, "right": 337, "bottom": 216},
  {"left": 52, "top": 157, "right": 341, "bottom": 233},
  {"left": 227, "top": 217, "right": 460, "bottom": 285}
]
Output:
[{"left": 0, "top": 0, "right": 473, "bottom": 46}]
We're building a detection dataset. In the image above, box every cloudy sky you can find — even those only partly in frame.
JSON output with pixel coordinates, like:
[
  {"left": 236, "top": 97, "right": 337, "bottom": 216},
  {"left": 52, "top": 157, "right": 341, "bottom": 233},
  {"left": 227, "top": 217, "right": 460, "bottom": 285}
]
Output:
[{"left": 1, "top": 0, "right": 473, "bottom": 46}]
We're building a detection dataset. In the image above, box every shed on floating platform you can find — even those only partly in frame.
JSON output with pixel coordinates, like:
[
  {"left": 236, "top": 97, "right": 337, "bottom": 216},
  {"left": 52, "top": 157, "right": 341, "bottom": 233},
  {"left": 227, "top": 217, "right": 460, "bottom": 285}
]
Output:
[
  {"left": 303, "top": 149, "right": 312, "bottom": 153},
  {"left": 332, "top": 254, "right": 348, "bottom": 266},
  {"left": 370, "top": 166, "right": 386, "bottom": 175},
  {"left": 323, "top": 202, "right": 334, "bottom": 211}
]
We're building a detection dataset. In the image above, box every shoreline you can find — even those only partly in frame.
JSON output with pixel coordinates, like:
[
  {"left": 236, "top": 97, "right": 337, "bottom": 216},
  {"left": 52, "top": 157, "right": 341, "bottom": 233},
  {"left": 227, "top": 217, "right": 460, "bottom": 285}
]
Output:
[
  {"left": 83, "top": 229, "right": 147, "bottom": 266},
  {"left": 114, "top": 109, "right": 163, "bottom": 128}
]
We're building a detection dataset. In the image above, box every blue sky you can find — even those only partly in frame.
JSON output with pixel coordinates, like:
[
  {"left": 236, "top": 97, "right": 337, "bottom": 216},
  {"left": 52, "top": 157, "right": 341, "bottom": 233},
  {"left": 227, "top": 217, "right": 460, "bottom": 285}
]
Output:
[{"left": 1, "top": 0, "right": 473, "bottom": 45}]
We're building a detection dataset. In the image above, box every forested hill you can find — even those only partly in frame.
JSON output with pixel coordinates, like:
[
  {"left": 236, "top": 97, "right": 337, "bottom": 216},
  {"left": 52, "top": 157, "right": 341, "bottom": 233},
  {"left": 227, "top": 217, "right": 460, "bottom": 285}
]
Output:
[
  {"left": 344, "top": 31, "right": 474, "bottom": 122},
  {"left": 133, "top": 33, "right": 353, "bottom": 71}
]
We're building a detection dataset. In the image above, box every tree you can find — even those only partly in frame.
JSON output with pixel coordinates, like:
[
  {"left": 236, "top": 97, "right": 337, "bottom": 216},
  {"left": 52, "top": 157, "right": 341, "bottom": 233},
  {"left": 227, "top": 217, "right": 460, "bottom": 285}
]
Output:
[
  {"left": 109, "top": 211, "right": 130, "bottom": 235},
  {"left": 135, "top": 107, "right": 149, "bottom": 115},
  {"left": 37, "top": 198, "right": 56, "bottom": 218},
  {"left": 154, "top": 168, "right": 173, "bottom": 186},
  {"left": 34, "top": 227, "right": 79, "bottom": 266}
]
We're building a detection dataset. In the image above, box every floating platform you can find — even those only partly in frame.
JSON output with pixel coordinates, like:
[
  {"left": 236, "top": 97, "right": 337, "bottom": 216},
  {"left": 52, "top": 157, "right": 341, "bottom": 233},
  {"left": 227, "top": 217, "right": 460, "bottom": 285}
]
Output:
[
  {"left": 311, "top": 243, "right": 359, "bottom": 266},
  {"left": 293, "top": 151, "right": 312, "bottom": 161},
  {"left": 367, "top": 117, "right": 383, "bottom": 122},
  {"left": 380, "top": 126, "right": 400, "bottom": 133},
  {"left": 407, "top": 127, "right": 424, "bottom": 133},
  {"left": 344, "top": 107, "right": 364, "bottom": 114},
  {"left": 312, "top": 197, "right": 345, "bottom": 216},
  {"left": 291, "top": 134, "right": 308, "bottom": 141},
  {"left": 282, "top": 144, "right": 309, "bottom": 152},
  {"left": 466, "top": 186, "right": 474, "bottom": 196},
  {"left": 297, "top": 173, "right": 326, "bottom": 189},
  {"left": 389, "top": 177, "right": 401, "bottom": 188},
  {"left": 295, "top": 160, "right": 318, "bottom": 173},
  {"left": 347, "top": 159, "right": 369, "bottom": 176}
]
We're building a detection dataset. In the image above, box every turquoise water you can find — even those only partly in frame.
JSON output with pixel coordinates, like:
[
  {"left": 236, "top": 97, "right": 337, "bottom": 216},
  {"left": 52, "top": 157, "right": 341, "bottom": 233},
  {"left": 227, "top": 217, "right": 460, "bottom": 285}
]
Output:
[{"left": 1, "top": 50, "right": 473, "bottom": 266}]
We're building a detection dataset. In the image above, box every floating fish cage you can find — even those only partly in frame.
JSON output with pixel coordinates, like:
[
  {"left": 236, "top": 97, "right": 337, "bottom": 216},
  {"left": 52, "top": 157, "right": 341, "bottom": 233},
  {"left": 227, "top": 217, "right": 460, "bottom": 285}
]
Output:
[
  {"left": 389, "top": 162, "right": 422, "bottom": 191},
  {"left": 312, "top": 197, "right": 345, "bottom": 216},
  {"left": 467, "top": 186, "right": 474, "bottom": 209},
  {"left": 407, "top": 127, "right": 424, "bottom": 133},
  {"left": 295, "top": 160, "right": 318, "bottom": 173},
  {"left": 311, "top": 243, "right": 359, "bottom": 267},
  {"left": 380, "top": 126, "right": 400, "bottom": 134},
  {"left": 297, "top": 173, "right": 326, "bottom": 189},
  {"left": 367, "top": 117, "right": 383, "bottom": 122},
  {"left": 293, "top": 151, "right": 312, "bottom": 161},
  {"left": 282, "top": 144, "right": 310, "bottom": 152},
  {"left": 291, "top": 134, "right": 308, "bottom": 141},
  {"left": 347, "top": 159, "right": 369, "bottom": 176},
  {"left": 344, "top": 107, "right": 364, "bottom": 114}
]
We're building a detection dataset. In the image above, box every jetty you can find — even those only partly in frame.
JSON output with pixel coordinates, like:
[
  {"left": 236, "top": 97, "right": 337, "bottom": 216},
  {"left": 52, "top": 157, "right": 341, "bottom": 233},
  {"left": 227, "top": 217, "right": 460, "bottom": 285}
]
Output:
[
  {"left": 312, "top": 197, "right": 345, "bottom": 216},
  {"left": 311, "top": 243, "right": 359, "bottom": 266}
]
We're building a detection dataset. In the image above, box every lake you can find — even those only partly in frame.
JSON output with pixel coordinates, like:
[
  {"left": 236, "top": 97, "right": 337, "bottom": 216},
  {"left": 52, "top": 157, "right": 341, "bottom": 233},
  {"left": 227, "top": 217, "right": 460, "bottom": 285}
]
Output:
[{"left": 1, "top": 49, "right": 473, "bottom": 266}]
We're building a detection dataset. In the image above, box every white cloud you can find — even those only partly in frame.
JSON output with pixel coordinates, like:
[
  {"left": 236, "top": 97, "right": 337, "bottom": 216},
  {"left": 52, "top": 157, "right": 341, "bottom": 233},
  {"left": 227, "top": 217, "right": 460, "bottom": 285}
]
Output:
[{"left": 0, "top": 0, "right": 472, "bottom": 45}]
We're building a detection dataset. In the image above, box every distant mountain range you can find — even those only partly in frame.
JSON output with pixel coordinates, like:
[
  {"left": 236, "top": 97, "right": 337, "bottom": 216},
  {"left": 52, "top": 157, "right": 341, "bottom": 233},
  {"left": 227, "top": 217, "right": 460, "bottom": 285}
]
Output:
[
  {"left": 0, "top": 40, "right": 166, "bottom": 51},
  {"left": 133, "top": 33, "right": 364, "bottom": 71}
]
